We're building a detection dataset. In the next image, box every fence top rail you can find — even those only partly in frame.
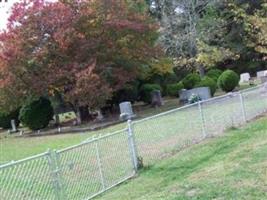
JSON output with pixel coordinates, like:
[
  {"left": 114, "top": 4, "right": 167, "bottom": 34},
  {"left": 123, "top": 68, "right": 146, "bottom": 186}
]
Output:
[
  {"left": 240, "top": 84, "right": 263, "bottom": 93},
  {"left": 57, "top": 128, "right": 128, "bottom": 154},
  {"left": 0, "top": 151, "right": 50, "bottom": 170},
  {"left": 133, "top": 102, "right": 198, "bottom": 124},
  {"left": 133, "top": 83, "right": 265, "bottom": 125}
]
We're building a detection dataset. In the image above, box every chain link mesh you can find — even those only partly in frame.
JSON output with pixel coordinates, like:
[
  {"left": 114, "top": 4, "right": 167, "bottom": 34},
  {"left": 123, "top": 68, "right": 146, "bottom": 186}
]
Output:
[
  {"left": 133, "top": 103, "right": 204, "bottom": 165},
  {"left": 242, "top": 85, "right": 267, "bottom": 120},
  {"left": 56, "top": 129, "right": 134, "bottom": 200},
  {"left": 0, "top": 84, "right": 266, "bottom": 199},
  {"left": 202, "top": 93, "right": 244, "bottom": 136},
  {"left": 0, "top": 153, "right": 56, "bottom": 200}
]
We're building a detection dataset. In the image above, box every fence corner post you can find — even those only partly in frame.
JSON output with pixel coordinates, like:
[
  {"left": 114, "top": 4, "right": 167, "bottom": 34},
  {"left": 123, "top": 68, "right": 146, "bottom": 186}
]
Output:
[
  {"left": 127, "top": 119, "right": 138, "bottom": 173},
  {"left": 239, "top": 92, "right": 247, "bottom": 123},
  {"left": 198, "top": 101, "right": 207, "bottom": 139}
]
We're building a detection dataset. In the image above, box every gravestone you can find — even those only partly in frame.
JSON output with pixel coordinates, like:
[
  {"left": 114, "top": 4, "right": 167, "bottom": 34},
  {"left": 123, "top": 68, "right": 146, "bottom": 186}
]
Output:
[
  {"left": 179, "top": 87, "right": 211, "bottom": 103},
  {"left": 239, "top": 73, "right": 250, "bottom": 83},
  {"left": 257, "top": 70, "right": 267, "bottom": 78},
  {"left": 179, "top": 89, "right": 188, "bottom": 103},
  {"left": 151, "top": 90, "right": 164, "bottom": 107},
  {"left": 119, "top": 101, "right": 135, "bottom": 121},
  {"left": 96, "top": 110, "right": 104, "bottom": 121},
  {"left": 10, "top": 119, "right": 17, "bottom": 133},
  {"left": 19, "top": 130, "right": 24, "bottom": 136}
]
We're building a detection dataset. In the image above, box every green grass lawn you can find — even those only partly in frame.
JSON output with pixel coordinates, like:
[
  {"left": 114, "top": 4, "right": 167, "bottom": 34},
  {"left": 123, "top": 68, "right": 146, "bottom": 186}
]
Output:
[
  {"left": 97, "top": 116, "right": 267, "bottom": 200},
  {"left": 0, "top": 97, "right": 182, "bottom": 163},
  {"left": 0, "top": 123, "right": 126, "bottom": 163}
]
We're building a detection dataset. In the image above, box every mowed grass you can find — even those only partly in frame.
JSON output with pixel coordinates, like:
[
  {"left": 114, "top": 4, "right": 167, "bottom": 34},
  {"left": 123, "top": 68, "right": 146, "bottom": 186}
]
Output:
[
  {"left": 0, "top": 123, "right": 126, "bottom": 163},
  {"left": 97, "top": 116, "right": 267, "bottom": 200},
  {"left": 0, "top": 97, "right": 186, "bottom": 164}
]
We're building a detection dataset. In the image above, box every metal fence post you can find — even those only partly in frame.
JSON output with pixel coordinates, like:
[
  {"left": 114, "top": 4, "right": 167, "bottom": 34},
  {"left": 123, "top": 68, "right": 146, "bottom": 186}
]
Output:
[
  {"left": 127, "top": 120, "right": 139, "bottom": 172},
  {"left": 239, "top": 92, "right": 247, "bottom": 123},
  {"left": 47, "top": 149, "right": 65, "bottom": 200},
  {"left": 198, "top": 101, "right": 207, "bottom": 138},
  {"left": 95, "top": 139, "right": 106, "bottom": 191}
]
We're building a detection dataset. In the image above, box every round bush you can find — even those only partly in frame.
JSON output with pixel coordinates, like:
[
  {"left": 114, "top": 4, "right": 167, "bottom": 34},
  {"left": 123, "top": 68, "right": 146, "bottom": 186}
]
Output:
[
  {"left": 166, "top": 82, "right": 184, "bottom": 97},
  {"left": 182, "top": 73, "right": 201, "bottom": 90},
  {"left": 195, "top": 77, "right": 217, "bottom": 96},
  {"left": 218, "top": 70, "right": 240, "bottom": 92},
  {"left": 139, "top": 84, "right": 162, "bottom": 104},
  {"left": 19, "top": 97, "right": 54, "bottom": 130},
  {"left": 0, "top": 109, "right": 20, "bottom": 129},
  {"left": 206, "top": 69, "right": 223, "bottom": 82}
]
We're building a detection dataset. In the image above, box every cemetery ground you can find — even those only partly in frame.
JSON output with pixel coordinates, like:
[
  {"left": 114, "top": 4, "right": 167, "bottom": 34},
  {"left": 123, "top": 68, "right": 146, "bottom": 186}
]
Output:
[
  {"left": 97, "top": 116, "right": 267, "bottom": 200},
  {"left": 0, "top": 82, "right": 261, "bottom": 163},
  {"left": 0, "top": 82, "right": 266, "bottom": 199},
  {"left": 0, "top": 97, "right": 183, "bottom": 163}
]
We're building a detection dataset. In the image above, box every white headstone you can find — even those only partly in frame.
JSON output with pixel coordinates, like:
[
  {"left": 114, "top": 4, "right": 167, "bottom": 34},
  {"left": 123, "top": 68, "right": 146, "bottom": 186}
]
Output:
[
  {"left": 119, "top": 101, "right": 134, "bottom": 120},
  {"left": 179, "top": 89, "right": 188, "bottom": 103},
  {"left": 10, "top": 119, "right": 17, "bottom": 132},
  {"left": 257, "top": 70, "right": 267, "bottom": 78},
  {"left": 96, "top": 110, "right": 104, "bottom": 121},
  {"left": 239, "top": 73, "right": 250, "bottom": 83}
]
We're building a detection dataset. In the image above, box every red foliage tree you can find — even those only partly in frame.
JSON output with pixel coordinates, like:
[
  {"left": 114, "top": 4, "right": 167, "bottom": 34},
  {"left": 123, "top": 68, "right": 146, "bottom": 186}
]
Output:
[{"left": 0, "top": 0, "right": 160, "bottom": 122}]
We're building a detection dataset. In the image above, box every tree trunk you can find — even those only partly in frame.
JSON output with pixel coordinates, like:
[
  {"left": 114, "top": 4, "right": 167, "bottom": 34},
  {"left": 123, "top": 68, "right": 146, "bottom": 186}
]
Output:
[
  {"left": 75, "top": 106, "right": 91, "bottom": 125},
  {"left": 55, "top": 114, "right": 60, "bottom": 126}
]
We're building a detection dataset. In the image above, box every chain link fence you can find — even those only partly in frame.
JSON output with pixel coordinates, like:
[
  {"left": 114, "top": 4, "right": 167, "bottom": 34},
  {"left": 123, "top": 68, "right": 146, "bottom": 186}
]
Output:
[{"left": 0, "top": 84, "right": 267, "bottom": 199}]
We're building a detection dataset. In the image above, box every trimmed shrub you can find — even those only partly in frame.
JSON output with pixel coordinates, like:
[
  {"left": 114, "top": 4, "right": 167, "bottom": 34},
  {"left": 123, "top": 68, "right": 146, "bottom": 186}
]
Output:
[
  {"left": 182, "top": 73, "right": 201, "bottom": 90},
  {"left": 0, "top": 109, "right": 20, "bottom": 129},
  {"left": 166, "top": 82, "right": 184, "bottom": 97},
  {"left": 139, "top": 84, "right": 162, "bottom": 104},
  {"left": 206, "top": 69, "right": 223, "bottom": 82},
  {"left": 19, "top": 97, "right": 54, "bottom": 130},
  {"left": 218, "top": 70, "right": 240, "bottom": 92},
  {"left": 195, "top": 77, "right": 217, "bottom": 96}
]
